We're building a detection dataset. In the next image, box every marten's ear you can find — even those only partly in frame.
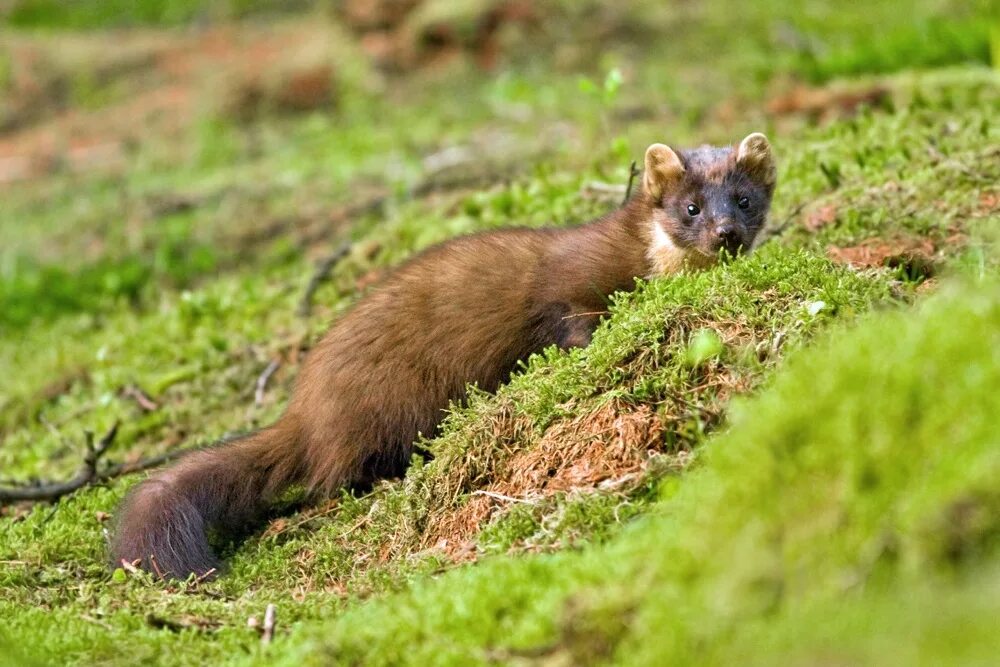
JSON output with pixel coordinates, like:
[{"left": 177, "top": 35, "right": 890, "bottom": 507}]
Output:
[
  {"left": 643, "top": 143, "right": 685, "bottom": 200},
  {"left": 736, "top": 132, "right": 776, "bottom": 188}
]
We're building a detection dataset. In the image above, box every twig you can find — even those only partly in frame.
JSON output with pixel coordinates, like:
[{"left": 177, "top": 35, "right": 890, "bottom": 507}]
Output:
[
  {"left": 297, "top": 241, "right": 352, "bottom": 317},
  {"left": 0, "top": 422, "right": 119, "bottom": 503},
  {"left": 97, "top": 447, "right": 192, "bottom": 479},
  {"left": 0, "top": 436, "right": 199, "bottom": 506},
  {"left": 149, "top": 554, "right": 166, "bottom": 582},
  {"left": 189, "top": 567, "right": 217, "bottom": 588},
  {"left": 262, "top": 604, "right": 276, "bottom": 645},
  {"left": 122, "top": 385, "right": 158, "bottom": 412},
  {"left": 471, "top": 490, "right": 536, "bottom": 504},
  {"left": 254, "top": 359, "right": 281, "bottom": 407},
  {"left": 623, "top": 159, "right": 640, "bottom": 204},
  {"left": 120, "top": 558, "right": 142, "bottom": 575}
]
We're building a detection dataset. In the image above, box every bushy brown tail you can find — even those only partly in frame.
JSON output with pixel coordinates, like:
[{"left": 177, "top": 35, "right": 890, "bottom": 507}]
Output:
[{"left": 111, "top": 421, "right": 303, "bottom": 579}]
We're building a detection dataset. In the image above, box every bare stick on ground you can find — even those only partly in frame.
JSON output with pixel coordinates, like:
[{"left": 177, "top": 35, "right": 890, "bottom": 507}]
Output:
[
  {"left": 471, "top": 490, "right": 536, "bottom": 504},
  {"left": 122, "top": 385, "right": 159, "bottom": 412},
  {"left": 254, "top": 358, "right": 282, "bottom": 407},
  {"left": 297, "top": 240, "right": 352, "bottom": 317},
  {"left": 262, "top": 604, "right": 277, "bottom": 645},
  {"left": 0, "top": 423, "right": 119, "bottom": 503},
  {"left": 0, "top": 430, "right": 201, "bottom": 505},
  {"left": 190, "top": 567, "right": 218, "bottom": 588}
]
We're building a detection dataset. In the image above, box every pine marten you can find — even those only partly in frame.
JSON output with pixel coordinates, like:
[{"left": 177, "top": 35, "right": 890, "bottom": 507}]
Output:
[{"left": 112, "top": 133, "right": 776, "bottom": 578}]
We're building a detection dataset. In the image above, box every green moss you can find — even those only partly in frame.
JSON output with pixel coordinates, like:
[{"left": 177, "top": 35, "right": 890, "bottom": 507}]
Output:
[
  {"left": 791, "top": 17, "right": 993, "bottom": 83},
  {"left": 3, "top": 0, "right": 311, "bottom": 28}
]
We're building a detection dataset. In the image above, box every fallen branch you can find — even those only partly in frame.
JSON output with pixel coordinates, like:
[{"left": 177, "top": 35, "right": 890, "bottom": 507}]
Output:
[
  {"left": 297, "top": 240, "right": 352, "bottom": 317},
  {"left": 0, "top": 422, "right": 119, "bottom": 503},
  {"left": 0, "top": 433, "right": 200, "bottom": 505}
]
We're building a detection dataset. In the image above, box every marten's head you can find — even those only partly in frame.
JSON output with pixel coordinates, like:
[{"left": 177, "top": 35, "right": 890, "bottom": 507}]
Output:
[{"left": 642, "top": 133, "right": 776, "bottom": 274}]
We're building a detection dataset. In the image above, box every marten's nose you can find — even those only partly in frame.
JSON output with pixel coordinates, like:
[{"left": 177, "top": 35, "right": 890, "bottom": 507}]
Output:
[{"left": 716, "top": 223, "right": 739, "bottom": 244}]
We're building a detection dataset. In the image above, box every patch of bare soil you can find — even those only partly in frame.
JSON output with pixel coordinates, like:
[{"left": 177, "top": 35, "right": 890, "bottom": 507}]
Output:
[
  {"left": 337, "top": 0, "right": 540, "bottom": 71},
  {"left": 766, "top": 81, "right": 891, "bottom": 121},
  {"left": 426, "top": 401, "right": 669, "bottom": 560},
  {"left": 803, "top": 203, "right": 839, "bottom": 231},
  {"left": 827, "top": 236, "right": 939, "bottom": 279}
]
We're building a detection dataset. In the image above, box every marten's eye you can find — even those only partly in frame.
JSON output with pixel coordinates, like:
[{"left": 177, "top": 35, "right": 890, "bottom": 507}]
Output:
[
  {"left": 686, "top": 204, "right": 701, "bottom": 216},
  {"left": 738, "top": 196, "right": 750, "bottom": 210}
]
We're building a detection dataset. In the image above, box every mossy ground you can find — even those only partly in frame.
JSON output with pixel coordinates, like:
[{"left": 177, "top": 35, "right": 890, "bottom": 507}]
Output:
[{"left": 0, "top": 1, "right": 997, "bottom": 665}]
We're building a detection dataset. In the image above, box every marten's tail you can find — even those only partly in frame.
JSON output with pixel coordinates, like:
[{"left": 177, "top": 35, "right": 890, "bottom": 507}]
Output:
[{"left": 111, "top": 420, "right": 303, "bottom": 579}]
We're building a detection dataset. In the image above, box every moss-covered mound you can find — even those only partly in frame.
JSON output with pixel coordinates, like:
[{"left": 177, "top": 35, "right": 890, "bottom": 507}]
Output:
[{"left": 273, "top": 277, "right": 999, "bottom": 666}]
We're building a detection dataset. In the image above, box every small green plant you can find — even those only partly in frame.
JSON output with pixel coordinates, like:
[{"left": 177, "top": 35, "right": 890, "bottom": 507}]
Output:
[
  {"left": 685, "top": 328, "right": 724, "bottom": 367},
  {"left": 577, "top": 66, "right": 625, "bottom": 147}
]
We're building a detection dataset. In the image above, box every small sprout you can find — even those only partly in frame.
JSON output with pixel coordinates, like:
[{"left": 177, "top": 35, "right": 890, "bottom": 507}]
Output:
[
  {"left": 578, "top": 67, "right": 624, "bottom": 105},
  {"left": 686, "top": 328, "right": 724, "bottom": 367},
  {"left": 603, "top": 67, "right": 623, "bottom": 97},
  {"left": 111, "top": 568, "right": 127, "bottom": 584}
]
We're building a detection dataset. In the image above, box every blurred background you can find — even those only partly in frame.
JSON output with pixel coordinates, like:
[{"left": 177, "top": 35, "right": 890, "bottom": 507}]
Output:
[{"left": 0, "top": 0, "right": 994, "bottom": 334}]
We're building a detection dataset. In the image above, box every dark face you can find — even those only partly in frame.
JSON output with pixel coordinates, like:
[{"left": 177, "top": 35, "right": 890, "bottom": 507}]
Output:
[{"left": 659, "top": 147, "right": 773, "bottom": 259}]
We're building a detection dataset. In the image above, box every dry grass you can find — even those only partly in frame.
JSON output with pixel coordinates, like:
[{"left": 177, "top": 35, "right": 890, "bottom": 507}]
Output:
[{"left": 364, "top": 308, "right": 767, "bottom": 564}]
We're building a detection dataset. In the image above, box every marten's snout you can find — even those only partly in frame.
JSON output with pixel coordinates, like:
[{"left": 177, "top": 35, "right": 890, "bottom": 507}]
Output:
[{"left": 713, "top": 220, "right": 745, "bottom": 256}]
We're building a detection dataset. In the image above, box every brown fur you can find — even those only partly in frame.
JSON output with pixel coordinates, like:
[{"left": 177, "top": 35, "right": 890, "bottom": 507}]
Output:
[{"left": 111, "top": 135, "right": 776, "bottom": 578}]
